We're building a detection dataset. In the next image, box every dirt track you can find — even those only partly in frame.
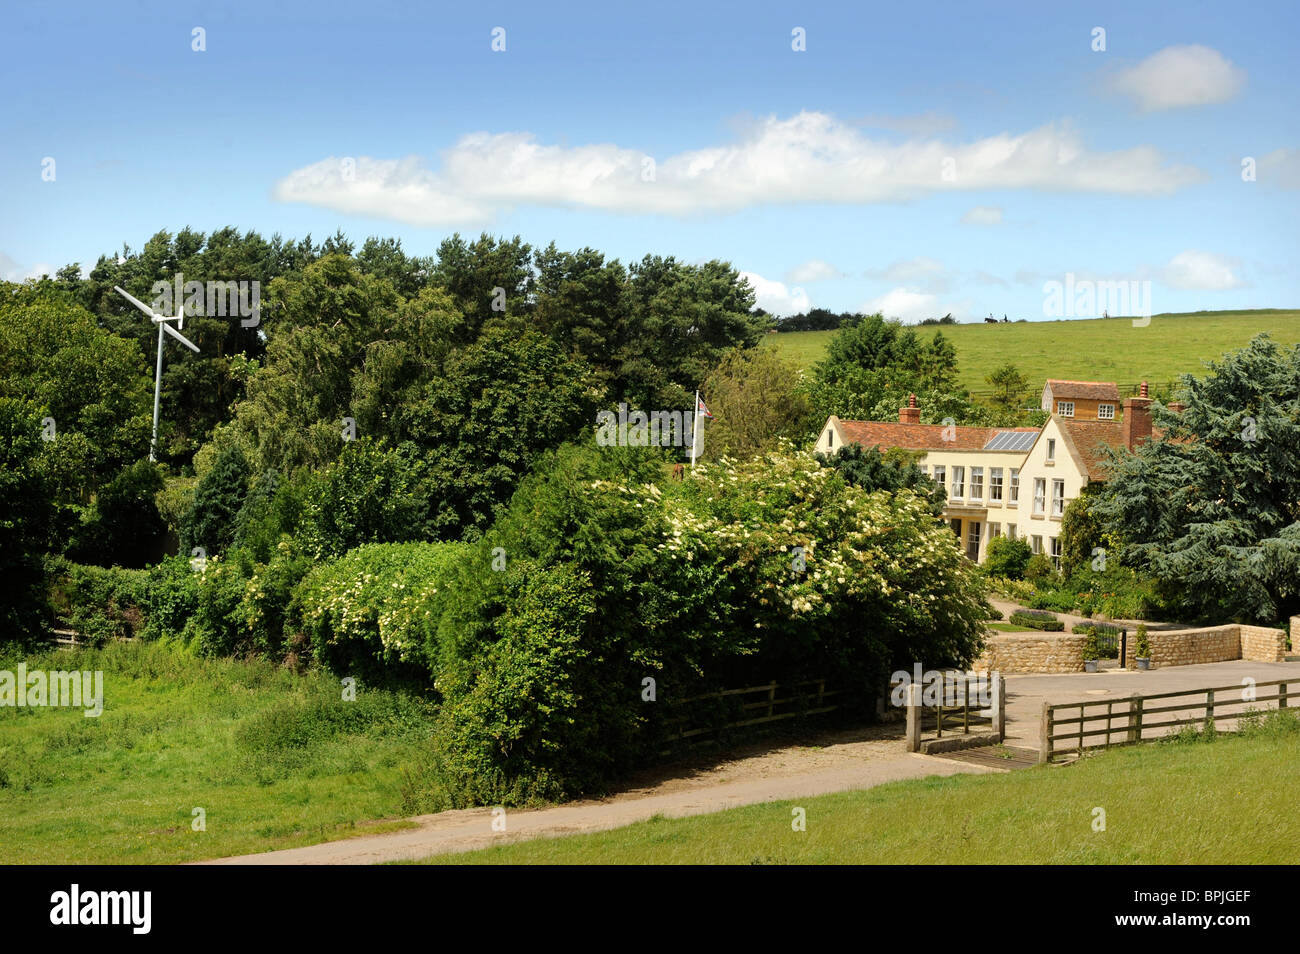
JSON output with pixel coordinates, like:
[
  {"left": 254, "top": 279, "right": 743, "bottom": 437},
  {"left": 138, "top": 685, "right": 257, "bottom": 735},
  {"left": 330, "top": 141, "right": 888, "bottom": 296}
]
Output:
[{"left": 202, "top": 726, "right": 994, "bottom": 865}]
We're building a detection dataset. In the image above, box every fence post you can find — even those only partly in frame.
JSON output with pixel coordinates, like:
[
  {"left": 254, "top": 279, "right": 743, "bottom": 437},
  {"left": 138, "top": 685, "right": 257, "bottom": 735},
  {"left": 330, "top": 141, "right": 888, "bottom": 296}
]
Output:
[
  {"left": 1281, "top": 681, "right": 1288, "bottom": 710},
  {"left": 992, "top": 673, "right": 1006, "bottom": 742},
  {"left": 905, "top": 683, "right": 922, "bottom": 752},
  {"left": 1129, "top": 694, "right": 1143, "bottom": 744},
  {"left": 1206, "top": 688, "right": 1215, "bottom": 732},
  {"left": 1120, "top": 629, "right": 1127, "bottom": 669},
  {"left": 1038, "top": 702, "right": 1052, "bottom": 764}
]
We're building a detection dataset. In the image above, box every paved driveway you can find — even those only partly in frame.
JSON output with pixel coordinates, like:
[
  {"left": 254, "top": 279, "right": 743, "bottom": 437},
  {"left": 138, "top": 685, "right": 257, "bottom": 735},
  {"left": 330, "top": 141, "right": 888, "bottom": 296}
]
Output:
[{"left": 1001, "top": 659, "right": 1300, "bottom": 748}]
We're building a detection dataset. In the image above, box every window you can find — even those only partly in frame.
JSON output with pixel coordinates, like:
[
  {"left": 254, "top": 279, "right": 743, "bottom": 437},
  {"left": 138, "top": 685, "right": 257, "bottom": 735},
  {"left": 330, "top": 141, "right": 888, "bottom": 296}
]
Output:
[
  {"left": 1046, "top": 438, "right": 1056, "bottom": 461},
  {"left": 966, "top": 521, "right": 981, "bottom": 560},
  {"left": 826, "top": 429, "right": 834, "bottom": 449},
  {"left": 989, "top": 467, "right": 1003, "bottom": 502},
  {"left": 951, "top": 466, "right": 964, "bottom": 500},
  {"left": 1098, "top": 403, "right": 1115, "bottom": 420},
  {"left": 989, "top": 522, "right": 1001, "bottom": 538},
  {"left": 1009, "top": 469, "right": 1020, "bottom": 504},
  {"left": 1050, "top": 537, "right": 1062, "bottom": 570},
  {"left": 1056, "top": 401, "right": 1075, "bottom": 417},
  {"left": 932, "top": 464, "right": 945, "bottom": 490},
  {"left": 1032, "top": 535, "right": 1043, "bottom": 555},
  {"left": 970, "top": 467, "right": 983, "bottom": 501},
  {"left": 1051, "top": 479, "right": 1065, "bottom": 517},
  {"left": 1007, "top": 523, "right": 1017, "bottom": 540},
  {"left": 1033, "top": 478, "right": 1046, "bottom": 515}
]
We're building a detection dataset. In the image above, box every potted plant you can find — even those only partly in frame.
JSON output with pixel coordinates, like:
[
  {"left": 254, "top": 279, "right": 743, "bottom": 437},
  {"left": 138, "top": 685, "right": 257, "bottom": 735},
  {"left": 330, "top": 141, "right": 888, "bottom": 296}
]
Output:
[
  {"left": 1082, "top": 628, "right": 1101, "bottom": 672},
  {"left": 1134, "top": 623, "right": 1151, "bottom": 670}
]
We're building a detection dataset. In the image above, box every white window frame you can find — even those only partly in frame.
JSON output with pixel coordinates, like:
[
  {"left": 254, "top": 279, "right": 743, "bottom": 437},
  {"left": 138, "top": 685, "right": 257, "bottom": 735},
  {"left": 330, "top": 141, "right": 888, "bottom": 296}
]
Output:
[
  {"left": 1032, "top": 534, "right": 1043, "bottom": 555},
  {"left": 932, "top": 464, "right": 945, "bottom": 491},
  {"left": 951, "top": 465, "right": 965, "bottom": 500},
  {"left": 969, "top": 467, "right": 983, "bottom": 501},
  {"left": 1033, "top": 478, "right": 1046, "bottom": 515},
  {"left": 1051, "top": 479, "right": 1065, "bottom": 517},
  {"left": 1046, "top": 438, "right": 1056, "bottom": 462},
  {"left": 1057, "top": 401, "right": 1075, "bottom": 417},
  {"left": 1050, "top": 537, "right": 1062, "bottom": 570},
  {"left": 1097, "top": 403, "right": 1115, "bottom": 420},
  {"left": 1007, "top": 523, "right": 1017, "bottom": 540},
  {"left": 1009, "top": 469, "right": 1019, "bottom": 504},
  {"left": 989, "top": 522, "right": 1001, "bottom": 538},
  {"left": 989, "top": 467, "right": 1003, "bottom": 502}
]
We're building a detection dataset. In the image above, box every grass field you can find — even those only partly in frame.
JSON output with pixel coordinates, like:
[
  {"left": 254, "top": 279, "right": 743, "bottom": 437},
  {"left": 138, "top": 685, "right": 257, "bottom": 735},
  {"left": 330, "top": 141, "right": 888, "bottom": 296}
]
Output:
[
  {"left": 772, "top": 309, "right": 1300, "bottom": 398},
  {"left": 0, "top": 641, "right": 438, "bottom": 863},
  {"left": 417, "top": 716, "right": 1300, "bottom": 864}
]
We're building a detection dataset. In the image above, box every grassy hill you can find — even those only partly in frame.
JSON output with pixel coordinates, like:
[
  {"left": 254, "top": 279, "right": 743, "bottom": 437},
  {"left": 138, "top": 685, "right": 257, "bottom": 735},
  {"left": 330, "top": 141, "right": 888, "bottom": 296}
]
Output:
[{"left": 771, "top": 309, "right": 1300, "bottom": 399}]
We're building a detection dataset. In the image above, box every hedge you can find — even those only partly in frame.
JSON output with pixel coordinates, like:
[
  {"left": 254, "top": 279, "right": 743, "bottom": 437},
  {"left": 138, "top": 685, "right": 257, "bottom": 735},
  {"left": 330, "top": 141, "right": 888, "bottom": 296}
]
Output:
[{"left": 1008, "top": 610, "right": 1065, "bottom": 632}]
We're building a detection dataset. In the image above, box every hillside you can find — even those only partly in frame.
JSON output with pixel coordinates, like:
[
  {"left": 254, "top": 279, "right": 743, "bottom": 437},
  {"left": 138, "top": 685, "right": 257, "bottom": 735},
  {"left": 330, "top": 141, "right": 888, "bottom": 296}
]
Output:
[{"left": 771, "top": 309, "right": 1300, "bottom": 399}]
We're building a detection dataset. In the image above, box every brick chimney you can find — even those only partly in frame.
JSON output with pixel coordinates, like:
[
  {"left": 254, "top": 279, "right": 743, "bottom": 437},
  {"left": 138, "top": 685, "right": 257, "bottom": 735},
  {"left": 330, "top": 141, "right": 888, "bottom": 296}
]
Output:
[
  {"left": 899, "top": 393, "right": 920, "bottom": 425},
  {"left": 1122, "top": 380, "right": 1152, "bottom": 450}
]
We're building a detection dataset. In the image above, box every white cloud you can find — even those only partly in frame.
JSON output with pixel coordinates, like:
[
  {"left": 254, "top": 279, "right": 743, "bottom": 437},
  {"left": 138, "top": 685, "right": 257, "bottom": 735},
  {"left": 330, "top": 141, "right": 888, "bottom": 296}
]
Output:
[
  {"left": 961, "top": 205, "right": 1003, "bottom": 226},
  {"left": 1111, "top": 45, "right": 1246, "bottom": 111},
  {"left": 274, "top": 112, "right": 1205, "bottom": 226},
  {"left": 784, "top": 259, "right": 843, "bottom": 283},
  {"left": 864, "top": 257, "right": 951, "bottom": 293},
  {"left": 853, "top": 111, "right": 957, "bottom": 136},
  {"left": 862, "top": 288, "right": 951, "bottom": 324},
  {"left": 1158, "top": 250, "right": 1243, "bottom": 291},
  {"left": 1258, "top": 148, "right": 1300, "bottom": 189},
  {"left": 739, "top": 271, "right": 811, "bottom": 316},
  {"left": 0, "top": 253, "right": 54, "bottom": 282}
]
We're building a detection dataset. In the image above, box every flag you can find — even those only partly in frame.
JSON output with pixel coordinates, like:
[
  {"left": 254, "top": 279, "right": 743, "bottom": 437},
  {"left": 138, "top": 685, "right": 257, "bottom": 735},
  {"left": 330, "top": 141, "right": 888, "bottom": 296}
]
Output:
[{"left": 697, "top": 396, "right": 713, "bottom": 419}]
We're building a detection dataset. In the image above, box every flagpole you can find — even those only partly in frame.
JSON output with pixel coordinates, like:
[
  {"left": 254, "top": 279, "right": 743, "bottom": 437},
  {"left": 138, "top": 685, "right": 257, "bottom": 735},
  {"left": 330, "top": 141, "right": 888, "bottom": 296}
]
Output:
[{"left": 690, "top": 389, "right": 700, "bottom": 470}]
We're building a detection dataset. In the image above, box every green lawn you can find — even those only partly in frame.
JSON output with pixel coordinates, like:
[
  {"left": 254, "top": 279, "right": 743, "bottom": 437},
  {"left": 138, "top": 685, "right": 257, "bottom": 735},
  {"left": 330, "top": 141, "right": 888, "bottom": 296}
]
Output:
[
  {"left": 0, "top": 641, "right": 439, "bottom": 863},
  {"left": 772, "top": 309, "right": 1300, "bottom": 397},
  {"left": 415, "top": 721, "right": 1300, "bottom": 864}
]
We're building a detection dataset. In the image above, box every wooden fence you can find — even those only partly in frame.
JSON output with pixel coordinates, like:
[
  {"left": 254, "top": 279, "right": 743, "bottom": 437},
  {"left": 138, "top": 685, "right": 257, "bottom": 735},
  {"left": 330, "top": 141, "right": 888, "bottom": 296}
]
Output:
[
  {"left": 1040, "top": 676, "right": 1300, "bottom": 763},
  {"left": 663, "top": 679, "right": 851, "bottom": 744},
  {"left": 904, "top": 672, "right": 1005, "bottom": 752}
]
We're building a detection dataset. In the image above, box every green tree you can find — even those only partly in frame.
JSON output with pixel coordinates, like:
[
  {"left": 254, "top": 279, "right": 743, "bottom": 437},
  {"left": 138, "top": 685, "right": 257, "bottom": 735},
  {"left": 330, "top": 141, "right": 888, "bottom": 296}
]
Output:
[
  {"left": 815, "top": 443, "right": 946, "bottom": 515},
  {"left": 700, "top": 346, "right": 814, "bottom": 460},
  {"left": 0, "top": 398, "right": 54, "bottom": 643},
  {"left": 1093, "top": 336, "right": 1300, "bottom": 622},
  {"left": 986, "top": 363, "right": 1031, "bottom": 413},
  {"left": 182, "top": 445, "right": 251, "bottom": 556}
]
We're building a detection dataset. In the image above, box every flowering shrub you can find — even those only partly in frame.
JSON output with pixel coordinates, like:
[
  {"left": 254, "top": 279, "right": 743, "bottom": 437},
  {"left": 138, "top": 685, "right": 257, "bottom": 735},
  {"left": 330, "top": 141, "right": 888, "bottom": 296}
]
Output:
[
  {"left": 425, "top": 443, "right": 989, "bottom": 804},
  {"left": 290, "top": 542, "right": 467, "bottom": 679}
]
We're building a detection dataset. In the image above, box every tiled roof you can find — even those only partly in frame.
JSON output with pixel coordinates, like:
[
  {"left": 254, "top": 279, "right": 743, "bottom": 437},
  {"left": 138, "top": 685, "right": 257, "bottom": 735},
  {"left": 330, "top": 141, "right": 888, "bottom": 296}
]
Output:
[
  {"left": 1045, "top": 379, "right": 1120, "bottom": 402},
  {"left": 837, "top": 420, "right": 1039, "bottom": 453},
  {"left": 1058, "top": 420, "right": 1126, "bottom": 480}
]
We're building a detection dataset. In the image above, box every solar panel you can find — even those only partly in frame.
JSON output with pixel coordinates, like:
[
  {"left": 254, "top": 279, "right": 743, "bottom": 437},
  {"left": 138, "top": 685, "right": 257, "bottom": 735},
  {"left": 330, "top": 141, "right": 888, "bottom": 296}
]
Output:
[{"left": 983, "top": 430, "right": 1037, "bottom": 451}]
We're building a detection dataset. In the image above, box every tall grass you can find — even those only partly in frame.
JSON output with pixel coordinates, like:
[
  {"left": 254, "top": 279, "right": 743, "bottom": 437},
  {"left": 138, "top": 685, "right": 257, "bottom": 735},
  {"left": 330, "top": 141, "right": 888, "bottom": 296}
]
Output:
[{"left": 0, "top": 641, "right": 441, "bottom": 863}]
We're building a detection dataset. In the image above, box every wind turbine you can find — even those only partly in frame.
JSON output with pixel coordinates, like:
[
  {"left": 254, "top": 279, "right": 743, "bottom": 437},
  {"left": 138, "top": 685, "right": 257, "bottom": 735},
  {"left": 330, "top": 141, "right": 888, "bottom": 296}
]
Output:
[{"left": 114, "top": 285, "right": 201, "bottom": 461}]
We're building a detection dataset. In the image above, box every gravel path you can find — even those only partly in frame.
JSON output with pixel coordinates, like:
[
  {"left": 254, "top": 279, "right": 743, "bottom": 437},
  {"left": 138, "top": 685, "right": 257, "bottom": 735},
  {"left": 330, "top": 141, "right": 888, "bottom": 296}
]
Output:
[{"left": 201, "top": 727, "right": 995, "bottom": 865}]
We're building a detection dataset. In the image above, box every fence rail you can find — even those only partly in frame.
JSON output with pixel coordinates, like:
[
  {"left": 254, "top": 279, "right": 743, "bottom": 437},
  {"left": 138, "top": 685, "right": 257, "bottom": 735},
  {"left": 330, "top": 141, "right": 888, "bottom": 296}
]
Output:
[
  {"left": 663, "top": 679, "right": 850, "bottom": 744},
  {"left": 1040, "top": 677, "right": 1300, "bottom": 763}
]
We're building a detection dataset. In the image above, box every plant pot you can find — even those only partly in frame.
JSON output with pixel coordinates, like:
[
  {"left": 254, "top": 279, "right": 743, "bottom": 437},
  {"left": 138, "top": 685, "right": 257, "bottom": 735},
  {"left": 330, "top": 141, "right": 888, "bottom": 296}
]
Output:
[
  {"left": 1136, "top": 657, "right": 1150, "bottom": 671},
  {"left": 1084, "top": 660, "right": 1099, "bottom": 672}
]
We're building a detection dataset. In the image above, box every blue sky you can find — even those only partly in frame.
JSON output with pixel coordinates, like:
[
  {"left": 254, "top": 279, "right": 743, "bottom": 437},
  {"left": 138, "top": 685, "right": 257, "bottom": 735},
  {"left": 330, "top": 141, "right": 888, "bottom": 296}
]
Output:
[{"left": 2, "top": 0, "right": 1297, "bottom": 320}]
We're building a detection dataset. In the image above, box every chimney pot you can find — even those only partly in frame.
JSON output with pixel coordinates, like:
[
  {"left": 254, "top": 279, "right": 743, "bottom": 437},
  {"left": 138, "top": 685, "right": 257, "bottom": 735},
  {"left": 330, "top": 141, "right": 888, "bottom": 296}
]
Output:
[
  {"left": 1139, "top": 380, "right": 1149, "bottom": 398},
  {"left": 899, "top": 395, "right": 921, "bottom": 425}
]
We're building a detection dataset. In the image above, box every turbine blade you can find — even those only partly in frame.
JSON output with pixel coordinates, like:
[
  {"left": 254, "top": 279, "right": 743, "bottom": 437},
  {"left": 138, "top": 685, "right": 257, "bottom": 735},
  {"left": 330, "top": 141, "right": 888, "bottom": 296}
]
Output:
[
  {"left": 114, "top": 285, "right": 164, "bottom": 320},
  {"left": 161, "top": 321, "right": 200, "bottom": 353}
]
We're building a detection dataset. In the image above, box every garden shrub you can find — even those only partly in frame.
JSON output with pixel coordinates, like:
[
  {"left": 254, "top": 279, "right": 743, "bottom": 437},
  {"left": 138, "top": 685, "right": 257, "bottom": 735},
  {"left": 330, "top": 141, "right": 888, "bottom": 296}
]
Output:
[
  {"left": 1028, "top": 588, "right": 1077, "bottom": 614},
  {"left": 1008, "top": 610, "right": 1065, "bottom": 631},
  {"left": 289, "top": 541, "right": 467, "bottom": 681},
  {"left": 46, "top": 556, "right": 149, "bottom": 640},
  {"left": 983, "top": 536, "right": 1032, "bottom": 581},
  {"left": 1024, "top": 553, "right": 1058, "bottom": 586}
]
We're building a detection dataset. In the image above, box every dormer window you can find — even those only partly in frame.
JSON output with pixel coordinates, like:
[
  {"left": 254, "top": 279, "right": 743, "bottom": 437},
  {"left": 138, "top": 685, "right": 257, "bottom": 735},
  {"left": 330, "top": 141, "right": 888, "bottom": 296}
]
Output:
[
  {"left": 1098, "top": 403, "right": 1115, "bottom": 420},
  {"left": 1056, "top": 401, "right": 1074, "bottom": 417}
]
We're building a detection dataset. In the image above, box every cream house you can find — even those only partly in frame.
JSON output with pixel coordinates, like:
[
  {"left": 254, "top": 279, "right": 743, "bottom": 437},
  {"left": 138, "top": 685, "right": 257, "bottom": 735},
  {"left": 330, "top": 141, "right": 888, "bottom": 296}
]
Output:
[{"left": 816, "top": 384, "right": 1155, "bottom": 564}]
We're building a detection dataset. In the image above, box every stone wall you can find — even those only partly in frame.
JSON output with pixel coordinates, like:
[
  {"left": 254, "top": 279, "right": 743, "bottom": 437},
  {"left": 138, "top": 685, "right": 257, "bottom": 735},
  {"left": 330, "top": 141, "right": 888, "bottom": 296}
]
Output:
[
  {"left": 1242, "top": 624, "right": 1288, "bottom": 662},
  {"left": 975, "top": 634, "right": 1087, "bottom": 674}
]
